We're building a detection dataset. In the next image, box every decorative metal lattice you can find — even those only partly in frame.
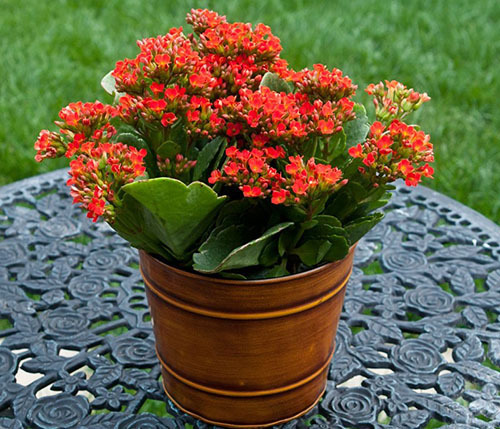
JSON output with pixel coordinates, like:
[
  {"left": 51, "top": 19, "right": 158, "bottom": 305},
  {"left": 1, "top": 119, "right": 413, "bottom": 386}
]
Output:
[{"left": 0, "top": 169, "right": 500, "bottom": 429}]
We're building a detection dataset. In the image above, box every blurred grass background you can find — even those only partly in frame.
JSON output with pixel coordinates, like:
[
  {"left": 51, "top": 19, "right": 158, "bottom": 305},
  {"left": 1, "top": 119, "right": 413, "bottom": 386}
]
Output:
[{"left": 1, "top": 0, "right": 499, "bottom": 223}]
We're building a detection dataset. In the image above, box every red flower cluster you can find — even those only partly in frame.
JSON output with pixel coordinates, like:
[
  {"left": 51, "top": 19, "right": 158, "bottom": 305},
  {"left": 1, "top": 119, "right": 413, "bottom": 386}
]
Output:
[
  {"left": 35, "top": 101, "right": 148, "bottom": 222},
  {"left": 112, "top": 9, "right": 283, "bottom": 103},
  {"left": 348, "top": 120, "right": 434, "bottom": 186},
  {"left": 366, "top": 80, "right": 430, "bottom": 123},
  {"left": 288, "top": 64, "right": 357, "bottom": 103},
  {"left": 56, "top": 101, "right": 116, "bottom": 135},
  {"left": 187, "top": 86, "right": 355, "bottom": 149},
  {"left": 113, "top": 27, "right": 202, "bottom": 96},
  {"left": 67, "top": 143, "right": 147, "bottom": 222},
  {"left": 209, "top": 146, "right": 286, "bottom": 198},
  {"left": 35, "top": 101, "right": 118, "bottom": 161},
  {"left": 186, "top": 8, "right": 227, "bottom": 33},
  {"left": 209, "top": 147, "right": 346, "bottom": 207},
  {"left": 34, "top": 130, "right": 66, "bottom": 162},
  {"left": 272, "top": 156, "right": 347, "bottom": 205}
]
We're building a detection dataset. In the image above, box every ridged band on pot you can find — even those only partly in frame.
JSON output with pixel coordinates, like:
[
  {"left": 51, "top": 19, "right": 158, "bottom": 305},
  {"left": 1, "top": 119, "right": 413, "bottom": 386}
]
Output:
[{"left": 140, "top": 246, "right": 355, "bottom": 428}]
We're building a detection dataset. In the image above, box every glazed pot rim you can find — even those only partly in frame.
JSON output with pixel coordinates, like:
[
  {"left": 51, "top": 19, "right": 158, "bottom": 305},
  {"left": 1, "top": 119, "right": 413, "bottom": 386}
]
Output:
[{"left": 139, "top": 244, "right": 356, "bottom": 286}]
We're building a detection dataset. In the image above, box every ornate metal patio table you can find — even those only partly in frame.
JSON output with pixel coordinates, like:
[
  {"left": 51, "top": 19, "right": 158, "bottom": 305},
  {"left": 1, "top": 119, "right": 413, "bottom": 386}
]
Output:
[{"left": 1, "top": 169, "right": 500, "bottom": 429}]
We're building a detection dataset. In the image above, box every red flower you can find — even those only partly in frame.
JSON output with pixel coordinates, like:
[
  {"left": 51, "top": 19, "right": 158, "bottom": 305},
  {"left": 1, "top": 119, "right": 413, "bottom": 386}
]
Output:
[
  {"left": 271, "top": 189, "right": 288, "bottom": 204},
  {"left": 363, "top": 152, "right": 376, "bottom": 167},
  {"left": 208, "top": 169, "right": 222, "bottom": 184},
  {"left": 405, "top": 172, "right": 421, "bottom": 186},
  {"left": 161, "top": 112, "right": 177, "bottom": 127},
  {"left": 188, "top": 109, "right": 203, "bottom": 123},
  {"left": 370, "top": 121, "right": 385, "bottom": 137},
  {"left": 248, "top": 157, "right": 265, "bottom": 173},
  {"left": 145, "top": 99, "right": 167, "bottom": 112},
  {"left": 318, "top": 119, "right": 334, "bottom": 135},
  {"left": 421, "top": 163, "right": 434, "bottom": 178},
  {"left": 348, "top": 144, "right": 363, "bottom": 158},
  {"left": 242, "top": 185, "right": 262, "bottom": 197},
  {"left": 225, "top": 146, "right": 238, "bottom": 157},
  {"left": 224, "top": 161, "right": 240, "bottom": 176},
  {"left": 292, "top": 178, "right": 308, "bottom": 195},
  {"left": 155, "top": 54, "right": 171, "bottom": 68},
  {"left": 150, "top": 82, "right": 165, "bottom": 95},
  {"left": 226, "top": 122, "right": 243, "bottom": 137}
]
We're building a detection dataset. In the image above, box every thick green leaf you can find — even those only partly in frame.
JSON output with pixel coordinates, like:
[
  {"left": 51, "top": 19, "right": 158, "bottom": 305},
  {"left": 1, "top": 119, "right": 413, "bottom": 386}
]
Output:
[
  {"left": 301, "top": 224, "right": 347, "bottom": 241},
  {"left": 122, "top": 178, "right": 226, "bottom": 257},
  {"left": 101, "top": 70, "right": 125, "bottom": 103},
  {"left": 112, "top": 194, "right": 175, "bottom": 262},
  {"left": 327, "top": 130, "right": 347, "bottom": 162},
  {"left": 344, "top": 212, "right": 384, "bottom": 245},
  {"left": 344, "top": 104, "right": 370, "bottom": 148},
  {"left": 323, "top": 235, "right": 350, "bottom": 262},
  {"left": 156, "top": 141, "right": 181, "bottom": 159},
  {"left": 280, "top": 205, "right": 308, "bottom": 222},
  {"left": 278, "top": 227, "right": 297, "bottom": 257},
  {"left": 291, "top": 239, "right": 331, "bottom": 266},
  {"left": 193, "top": 225, "right": 251, "bottom": 272},
  {"left": 192, "top": 136, "right": 226, "bottom": 181},
  {"left": 247, "top": 264, "right": 290, "bottom": 279},
  {"left": 260, "top": 72, "right": 293, "bottom": 93},
  {"left": 193, "top": 222, "right": 293, "bottom": 274},
  {"left": 316, "top": 215, "right": 341, "bottom": 227},
  {"left": 216, "top": 199, "right": 254, "bottom": 227},
  {"left": 220, "top": 272, "right": 248, "bottom": 280},
  {"left": 259, "top": 239, "right": 280, "bottom": 266},
  {"left": 324, "top": 181, "right": 369, "bottom": 221},
  {"left": 101, "top": 70, "right": 116, "bottom": 96}
]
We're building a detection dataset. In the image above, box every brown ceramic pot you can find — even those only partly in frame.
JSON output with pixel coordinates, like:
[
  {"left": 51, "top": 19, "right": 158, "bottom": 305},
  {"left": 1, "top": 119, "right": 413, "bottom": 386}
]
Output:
[{"left": 139, "top": 246, "right": 355, "bottom": 428}]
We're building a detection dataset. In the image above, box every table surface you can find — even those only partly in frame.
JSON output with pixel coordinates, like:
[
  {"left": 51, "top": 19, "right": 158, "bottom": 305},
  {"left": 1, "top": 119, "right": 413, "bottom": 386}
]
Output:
[{"left": 0, "top": 169, "right": 500, "bottom": 429}]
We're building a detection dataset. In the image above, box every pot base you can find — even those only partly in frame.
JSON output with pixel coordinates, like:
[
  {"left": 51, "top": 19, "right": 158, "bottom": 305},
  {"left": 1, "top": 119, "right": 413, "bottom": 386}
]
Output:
[{"left": 162, "top": 376, "right": 327, "bottom": 428}]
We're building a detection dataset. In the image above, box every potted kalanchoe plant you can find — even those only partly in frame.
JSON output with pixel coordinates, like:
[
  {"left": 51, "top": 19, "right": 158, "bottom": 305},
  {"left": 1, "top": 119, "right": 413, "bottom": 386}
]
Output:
[{"left": 34, "top": 9, "right": 433, "bottom": 427}]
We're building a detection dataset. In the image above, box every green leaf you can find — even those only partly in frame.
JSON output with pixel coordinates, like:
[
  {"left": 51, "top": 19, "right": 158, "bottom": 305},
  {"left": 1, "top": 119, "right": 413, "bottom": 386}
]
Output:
[
  {"left": 220, "top": 272, "right": 248, "bottom": 280},
  {"left": 303, "top": 136, "right": 319, "bottom": 160},
  {"left": 301, "top": 224, "right": 347, "bottom": 241},
  {"left": 156, "top": 141, "right": 181, "bottom": 159},
  {"left": 122, "top": 178, "right": 227, "bottom": 257},
  {"left": 193, "top": 222, "right": 293, "bottom": 274},
  {"left": 101, "top": 70, "right": 125, "bottom": 103},
  {"left": 278, "top": 227, "right": 297, "bottom": 257},
  {"left": 192, "top": 136, "right": 226, "bottom": 181},
  {"left": 216, "top": 199, "right": 254, "bottom": 226},
  {"left": 344, "top": 104, "right": 370, "bottom": 148},
  {"left": 291, "top": 240, "right": 331, "bottom": 266},
  {"left": 167, "top": 119, "right": 188, "bottom": 152},
  {"left": 247, "top": 264, "right": 290, "bottom": 279},
  {"left": 280, "top": 205, "right": 308, "bottom": 222},
  {"left": 324, "top": 181, "right": 369, "bottom": 221},
  {"left": 327, "top": 131, "right": 346, "bottom": 162},
  {"left": 302, "top": 220, "right": 319, "bottom": 230},
  {"left": 259, "top": 72, "right": 293, "bottom": 93},
  {"left": 316, "top": 215, "right": 341, "bottom": 227},
  {"left": 112, "top": 194, "right": 175, "bottom": 262},
  {"left": 101, "top": 71, "right": 116, "bottom": 96},
  {"left": 323, "top": 235, "right": 350, "bottom": 262},
  {"left": 344, "top": 212, "right": 384, "bottom": 245},
  {"left": 259, "top": 240, "right": 280, "bottom": 266}
]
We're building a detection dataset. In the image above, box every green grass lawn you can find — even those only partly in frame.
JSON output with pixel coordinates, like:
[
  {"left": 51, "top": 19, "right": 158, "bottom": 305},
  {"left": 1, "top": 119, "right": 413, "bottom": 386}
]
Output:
[{"left": 1, "top": 0, "right": 499, "bottom": 223}]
